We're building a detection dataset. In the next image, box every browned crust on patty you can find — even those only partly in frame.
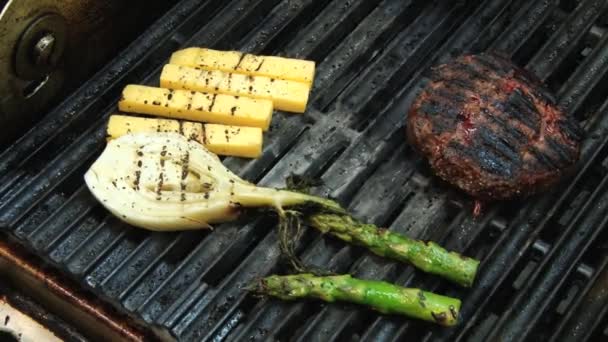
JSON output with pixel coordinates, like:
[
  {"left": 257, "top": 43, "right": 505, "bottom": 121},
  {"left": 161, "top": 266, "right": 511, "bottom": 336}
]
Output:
[{"left": 407, "top": 53, "right": 582, "bottom": 200}]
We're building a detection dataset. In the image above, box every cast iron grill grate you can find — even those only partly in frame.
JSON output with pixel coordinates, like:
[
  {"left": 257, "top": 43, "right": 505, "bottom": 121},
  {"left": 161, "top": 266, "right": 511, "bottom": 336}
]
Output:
[{"left": 1, "top": 0, "right": 608, "bottom": 341}]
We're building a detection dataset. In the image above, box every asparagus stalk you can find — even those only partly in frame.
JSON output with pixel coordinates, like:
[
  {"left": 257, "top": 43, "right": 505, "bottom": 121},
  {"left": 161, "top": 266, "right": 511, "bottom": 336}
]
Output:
[
  {"left": 307, "top": 214, "right": 479, "bottom": 287},
  {"left": 252, "top": 274, "right": 461, "bottom": 326}
]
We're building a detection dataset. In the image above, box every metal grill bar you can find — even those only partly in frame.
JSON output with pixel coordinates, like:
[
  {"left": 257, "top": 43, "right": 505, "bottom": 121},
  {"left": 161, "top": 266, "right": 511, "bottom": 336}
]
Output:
[
  {"left": 66, "top": 221, "right": 128, "bottom": 276},
  {"left": 311, "top": 0, "right": 427, "bottom": 109},
  {"left": 342, "top": 0, "right": 463, "bottom": 128},
  {"left": 490, "top": 0, "right": 556, "bottom": 56},
  {"left": 284, "top": 0, "right": 382, "bottom": 59},
  {"left": 551, "top": 256, "right": 608, "bottom": 341},
  {"left": 236, "top": 0, "right": 332, "bottom": 54},
  {"left": 558, "top": 29, "right": 608, "bottom": 115},
  {"left": 527, "top": 0, "right": 608, "bottom": 81}
]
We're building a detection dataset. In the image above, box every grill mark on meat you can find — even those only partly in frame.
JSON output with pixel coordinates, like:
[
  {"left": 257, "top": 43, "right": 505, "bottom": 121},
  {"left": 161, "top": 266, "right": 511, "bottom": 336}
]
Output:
[
  {"left": 433, "top": 98, "right": 469, "bottom": 119},
  {"left": 510, "top": 88, "right": 537, "bottom": 113},
  {"left": 440, "top": 77, "right": 478, "bottom": 93},
  {"left": 476, "top": 127, "right": 521, "bottom": 164},
  {"left": 473, "top": 148, "right": 514, "bottom": 177},
  {"left": 545, "top": 136, "right": 575, "bottom": 166},
  {"left": 529, "top": 146, "right": 560, "bottom": 169},
  {"left": 421, "top": 100, "right": 443, "bottom": 116},
  {"left": 500, "top": 98, "right": 540, "bottom": 133},
  {"left": 431, "top": 118, "right": 457, "bottom": 135},
  {"left": 432, "top": 87, "right": 469, "bottom": 104},
  {"left": 421, "top": 100, "right": 461, "bottom": 134},
  {"left": 484, "top": 108, "right": 528, "bottom": 144},
  {"left": 450, "top": 141, "right": 514, "bottom": 177},
  {"left": 419, "top": 101, "right": 443, "bottom": 116}
]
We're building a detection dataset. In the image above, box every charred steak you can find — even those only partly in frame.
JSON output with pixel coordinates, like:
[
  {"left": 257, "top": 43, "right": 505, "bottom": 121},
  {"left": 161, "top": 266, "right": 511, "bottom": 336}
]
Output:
[{"left": 407, "top": 53, "right": 582, "bottom": 200}]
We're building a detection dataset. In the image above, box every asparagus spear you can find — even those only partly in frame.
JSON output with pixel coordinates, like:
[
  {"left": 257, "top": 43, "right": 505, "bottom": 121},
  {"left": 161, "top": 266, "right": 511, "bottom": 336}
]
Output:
[
  {"left": 252, "top": 274, "right": 461, "bottom": 326},
  {"left": 85, "top": 132, "right": 478, "bottom": 286},
  {"left": 307, "top": 214, "right": 479, "bottom": 287}
]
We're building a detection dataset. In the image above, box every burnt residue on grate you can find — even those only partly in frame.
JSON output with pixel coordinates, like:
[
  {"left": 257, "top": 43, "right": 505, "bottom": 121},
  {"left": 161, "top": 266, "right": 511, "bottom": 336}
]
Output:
[{"left": 1, "top": 0, "right": 608, "bottom": 341}]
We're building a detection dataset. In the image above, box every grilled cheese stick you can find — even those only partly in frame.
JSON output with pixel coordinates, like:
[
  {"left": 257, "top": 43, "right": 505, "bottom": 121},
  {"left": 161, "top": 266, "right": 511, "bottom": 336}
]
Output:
[
  {"left": 203, "top": 124, "right": 263, "bottom": 159},
  {"left": 106, "top": 115, "right": 263, "bottom": 158},
  {"left": 160, "top": 64, "right": 310, "bottom": 113},
  {"left": 106, "top": 114, "right": 203, "bottom": 142},
  {"left": 169, "top": 47, "right": 315, "bottom": 85},
  {"left": 118, "top": 85, "right": 273, "bottom": 130}
]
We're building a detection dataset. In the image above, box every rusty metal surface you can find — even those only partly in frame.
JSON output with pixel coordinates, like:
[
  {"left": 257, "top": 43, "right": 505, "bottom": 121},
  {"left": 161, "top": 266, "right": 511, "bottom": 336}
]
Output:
[
  {"left": 0, "top": 237, "right": 156, "bottom": 341},
  {"left": 0, "top": 297, "right": 63, "bottom": 342},
  {"left": 0, "top": 283, "right": 88, "bottom": 342}
]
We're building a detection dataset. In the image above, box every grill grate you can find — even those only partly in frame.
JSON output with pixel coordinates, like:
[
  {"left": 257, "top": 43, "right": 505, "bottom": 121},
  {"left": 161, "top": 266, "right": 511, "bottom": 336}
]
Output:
[{"left": 2, "top": 0, "right": 608, "bottom": 341}]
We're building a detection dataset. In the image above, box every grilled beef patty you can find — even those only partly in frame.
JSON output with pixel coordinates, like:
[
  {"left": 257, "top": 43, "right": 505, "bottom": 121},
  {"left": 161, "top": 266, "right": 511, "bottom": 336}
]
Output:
[{"left": 407, "top": 53, "right": 583, "bottom": 200}]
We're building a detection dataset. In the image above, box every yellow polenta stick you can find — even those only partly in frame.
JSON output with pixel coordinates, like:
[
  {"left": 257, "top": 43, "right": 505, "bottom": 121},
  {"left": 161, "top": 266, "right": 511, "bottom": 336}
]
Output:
[
  {"left": 106, "top": 114, "right": 203, "bottom": 142},
  {"left": 118, "top": 85, "right": 273, "bottom": 131},
  {"left": 169, "top": 47, "right": 315, "bottom": 86},
  {"left": 107, "top": 115, "right": 263, "bottom": 158},
  {"left": 203, "top": 123, "right": 263, "bottom": 159},
  {"left": 160, "top": 64, "right": 310, "bottom": 113}
]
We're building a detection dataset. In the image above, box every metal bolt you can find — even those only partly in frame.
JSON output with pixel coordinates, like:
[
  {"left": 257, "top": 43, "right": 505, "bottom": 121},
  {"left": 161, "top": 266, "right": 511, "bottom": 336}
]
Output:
[
  {"left": 33, "top": 34, "right": 56, "bottom": 67},
  {"left": 13, "top": 13, "right": 66, "bottom": 79}
]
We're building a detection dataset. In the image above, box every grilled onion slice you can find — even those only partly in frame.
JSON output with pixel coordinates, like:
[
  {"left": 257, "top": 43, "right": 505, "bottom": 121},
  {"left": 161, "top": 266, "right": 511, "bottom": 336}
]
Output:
[{"left": 84, "top": 132, "right": 337, "bottom": 230}]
